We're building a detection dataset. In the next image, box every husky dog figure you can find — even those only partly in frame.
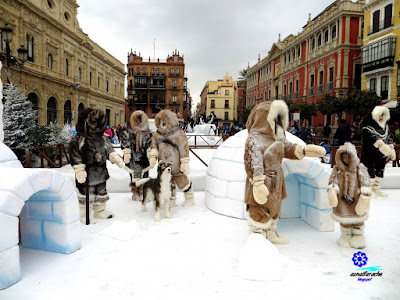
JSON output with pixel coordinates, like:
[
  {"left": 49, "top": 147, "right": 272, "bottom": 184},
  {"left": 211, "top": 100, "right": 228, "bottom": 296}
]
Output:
[{"left": 141, "top": 161, "right": 173, "bottom": 221}]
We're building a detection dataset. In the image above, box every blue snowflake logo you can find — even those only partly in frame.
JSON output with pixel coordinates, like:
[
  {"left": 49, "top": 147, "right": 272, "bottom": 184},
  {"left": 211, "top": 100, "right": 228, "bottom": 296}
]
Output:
[{"left": 352, "top": 251, "right": 368, "bottom": 267}]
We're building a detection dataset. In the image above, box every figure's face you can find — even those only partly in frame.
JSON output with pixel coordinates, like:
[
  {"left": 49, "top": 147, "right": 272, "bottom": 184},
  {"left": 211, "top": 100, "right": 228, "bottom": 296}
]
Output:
[
  {"left": 379, "top": 113, "right": 385, "bottom": 123},
  {"left": 341, "top": 152, "right": 351, "bottom": 166}
]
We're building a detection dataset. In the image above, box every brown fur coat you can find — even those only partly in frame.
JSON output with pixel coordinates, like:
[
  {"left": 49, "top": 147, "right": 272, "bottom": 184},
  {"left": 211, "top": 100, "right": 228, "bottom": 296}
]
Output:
[{"left": 244, "top": 101, "right": 301, "bottom": 224}]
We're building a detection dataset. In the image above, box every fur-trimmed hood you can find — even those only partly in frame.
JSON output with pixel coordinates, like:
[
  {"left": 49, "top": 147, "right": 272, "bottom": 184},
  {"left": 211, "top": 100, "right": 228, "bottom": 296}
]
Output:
[
  {"left": 130, "top": 110, "right": 149, "bottom": 133},
  {"left": 76, "top": 108, "right": 107, "bottom": 135},
  {"left": 246, "top": 100, "right": 289, "bottom": 141},
  {"left": 335, "top": 142, "right": 359, "bottom": 172},
  {"left": 371, "top": 106, "right": 390, "bottom": 129},
  {"left": 155, "top": 109, "right": 179, "bottom": 134}
]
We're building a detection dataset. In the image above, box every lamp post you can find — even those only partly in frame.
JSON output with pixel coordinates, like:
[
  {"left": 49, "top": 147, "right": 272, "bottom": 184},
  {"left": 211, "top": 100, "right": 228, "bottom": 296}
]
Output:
[{"left": 0, "top": 23, "right": 28, "bottom": 83}]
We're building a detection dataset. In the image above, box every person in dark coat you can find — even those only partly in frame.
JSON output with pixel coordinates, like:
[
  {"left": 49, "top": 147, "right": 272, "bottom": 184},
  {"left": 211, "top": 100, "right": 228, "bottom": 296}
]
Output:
[
  {"left": 70, "top": 108, "right": 125, "bottom": 224},
  {"left": 297, "top": 126, "right": 310, "bottom": 142},
  {"left": 333, "top": 119, "right": 352, "bottom": 146},
  {"left": 360, "top": 106, "right": 396, "bottom": 198},
  {"left": 323, "top": 123, "right": 331, "bottom": 138},
  {"left": 121, "top": 111, "right": 153, "bottom": 201}
]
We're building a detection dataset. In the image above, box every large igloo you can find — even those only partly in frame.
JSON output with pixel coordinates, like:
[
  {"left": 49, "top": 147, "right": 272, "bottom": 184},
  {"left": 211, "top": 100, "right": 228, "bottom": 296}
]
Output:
[{"left": 205, "top": 130, "right": 334, "bottom": 232}]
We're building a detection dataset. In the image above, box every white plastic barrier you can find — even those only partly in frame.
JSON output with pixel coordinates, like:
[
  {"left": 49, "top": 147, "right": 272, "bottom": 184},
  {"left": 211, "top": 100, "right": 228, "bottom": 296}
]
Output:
[
  {"left": 0, "top": 143, "right": 81, "bottom": 289},
  {"left": 205, "top": 130, "right": 334, "bottom": 232}
]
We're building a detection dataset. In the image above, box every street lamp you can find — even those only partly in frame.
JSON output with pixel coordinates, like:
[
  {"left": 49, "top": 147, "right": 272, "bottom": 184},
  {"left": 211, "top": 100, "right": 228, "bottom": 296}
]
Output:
[{"left": 0, "top": 23, "right": 28, "bottom": 82}]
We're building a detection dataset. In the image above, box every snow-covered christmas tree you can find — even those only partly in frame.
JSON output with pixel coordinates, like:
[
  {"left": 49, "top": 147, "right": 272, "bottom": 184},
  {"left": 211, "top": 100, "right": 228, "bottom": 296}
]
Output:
[{"left": 3, "top": 83, "right": 37, "bottom": 148}]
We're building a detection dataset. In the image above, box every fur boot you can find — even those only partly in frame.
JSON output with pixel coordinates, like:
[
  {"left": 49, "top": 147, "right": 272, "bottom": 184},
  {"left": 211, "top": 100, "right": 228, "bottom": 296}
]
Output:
[
  {"left": 248, "top": 216, "right": 272, "bottom": 238},
  {"left": 131, "top": 187, "right": 141, "bottom": 201},
  {"left": 79, "top": 202, "right": 96, "bottom": 224},
  {"left": 182, "top": 183, "right": 194, "bottom": 207},
  {"left": 337, "top": 225, "right": 352, "bottom": 248},
  {"left": 266, "top": 219, "right": 290, "bottom": 244},
  {"left": 372, "top": 177, "right": 388, "bottom": 197},
  {"left": 350, "top": 225, "right": 366, "bottom": 249},
  {"left": 93, "top": 202, "right": 113, "bottom": 219}
]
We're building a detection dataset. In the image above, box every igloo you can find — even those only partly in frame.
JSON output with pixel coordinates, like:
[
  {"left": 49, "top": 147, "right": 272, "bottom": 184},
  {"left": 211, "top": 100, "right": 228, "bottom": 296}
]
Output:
[
  {"left": 0, "top": 63, "right": 81, "bottom": 289},
  {"left": 205, "top": 130, "right": 334, "bottom": 232}
]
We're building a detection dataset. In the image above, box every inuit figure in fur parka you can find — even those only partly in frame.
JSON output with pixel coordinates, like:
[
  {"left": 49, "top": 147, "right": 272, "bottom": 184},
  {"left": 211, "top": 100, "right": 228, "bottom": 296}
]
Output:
[
  {"left": 69, "top": 108, "right": 125, "bottom": 224},
  {"left": 360, "top": 106, "right": 395, "bottom": 198},
  {"left": 148, "top": 109, "right": 193, "bottom": 207},
  {"left": 244, "top": 100, "right": 326, "bottom": 243},
  {"left": 121, "top": 111, "right": 153, "bottom": 201},
  {"left": 328, "top": 142, "right": 372, "bottom": 249}
]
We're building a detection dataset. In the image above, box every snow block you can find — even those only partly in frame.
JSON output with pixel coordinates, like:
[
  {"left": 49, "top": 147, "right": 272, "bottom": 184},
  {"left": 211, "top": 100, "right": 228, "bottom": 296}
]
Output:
[
  {"left": 0, "top": 191, "right": 25, "bottom": 217},
  {"left": 0, "top": 142, "right": 22, "bottom": 168},
  {"left": 216, "top": 161, "right": 245, "bottom": 182},
  {"left": 43, "top": 221, "right": 81, "bottom": 254},
  {"left": 0, "top": 213, "right": 19, "bottom": 252},
  {"left": 0, "top": 246, "right": 21, "bottom": 290},
  {"left": 214, "top": 196, "right": 244, "bottom": 219},
  {"left": 207, "top": 176, "right": 228, "bottom": 198},
  {"left": 52, "top": 194, "right": 80, "bottom": 224},
  {"left": 28, "top": 170, "right": 53, "bottom": 192},
  {"left": 227, "top": 181, "right": 245, "bottom": 201},
  {"left": 300, "top": 204, "right": 334, "bottom": 232},
  {"left": 25, "top": 201, "right": 53, "bottom": 221},
  {"left": 0, "top": 160, "right": 23, "bottom": 168}
]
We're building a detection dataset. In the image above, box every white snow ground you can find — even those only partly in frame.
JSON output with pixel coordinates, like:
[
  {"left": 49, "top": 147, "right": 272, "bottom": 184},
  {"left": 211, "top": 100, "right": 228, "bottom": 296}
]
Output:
[{"left": 1, "top": 189, "right": 399, "bottom": 300}]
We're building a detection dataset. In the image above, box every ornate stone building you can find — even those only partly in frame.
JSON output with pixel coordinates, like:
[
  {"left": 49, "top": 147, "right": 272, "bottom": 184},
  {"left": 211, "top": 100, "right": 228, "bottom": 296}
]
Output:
[
  {"left": 0, "top": 0, "right": 125, "bottom": 126},
  {"left": 126, "top": 50, "right": 190, "bottom": 121},
  {"left": 246, "top": 0, "right": 364, "bottom": 127}
]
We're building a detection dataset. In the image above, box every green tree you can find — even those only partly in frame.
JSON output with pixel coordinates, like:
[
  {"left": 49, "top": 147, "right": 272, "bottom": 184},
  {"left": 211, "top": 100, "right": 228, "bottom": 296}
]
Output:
[
  {"left": 240, "top": 107, "right": 252, "bottom": 124},
  {"left": 342, "top": 89, "right": 381, "bottom": 119},
  {"left": 292, "top": 101, "right": 317, "bottom": 125},
  {"left": 238, "top": 69, "right": 247, "bottom": 82},
  {"left": 316, "top": 94, "right": 343, "bottom": 116}
]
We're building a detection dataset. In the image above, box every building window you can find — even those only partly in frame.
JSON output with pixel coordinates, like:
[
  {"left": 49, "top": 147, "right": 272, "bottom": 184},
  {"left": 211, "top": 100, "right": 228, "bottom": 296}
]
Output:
[
  {"left": 225, "top": 100, "right": 229, "bottom": 108},
  {"left": 329, "top": 67, "right": 334, "bottom": 82},
  {"left": 78, "top": 67, "right": 81, "bottom": 81},
  {"left": 64, "top": 100, "right": 72, "bottom": 124},
  {"left": 48, "top": 53, "right": 52, "bottom": 70},
  {"left": 176, "top": 68, "right": 180, "bottom": 75},
  {"left": 172, "top": 96, "right": 177, "bottom": 103},
  {"left": 332, "top": 25, "right": 337, "bottom": 40},
  {"left": 106, "top": 80, "right": 109, "bottom": 92},
  {"left": 173, "top": 80, "right": 177, "bottom": 88},
  {"left": 90, "top": 72, "right": 92, "bottom": 85},
  {"left": 370, "top": 78, "right": 377, "bottom": 92},
  {"left": 224, "top": 112, "right": 229, "bottom": 120},
  {"left": 143, "top": 67, "right": 146, "bottom": 75},
  {"left": 289, "top": 82, "right": 293, "bottom": 95},
  {"left": 384, "top": 4, "right": 393, "bottom": 29},
  {"left": 65, "top": 58, "right": 69, "bottom": 75},
  {"left": 47, "top": 97, "right": 57, "bottom": 124},
  {"left": 161, "top": 68, "right": 165, "bottom": 75},
  {"left": 157, "top": 68, "right": 160, "bottom": 75},
  {"left": 98, "top": 77, "right": 100, "bottom": 88},
  {"left": 137, "top": 67, "right": 140, "bottom": 75},
  {"left": 64, "top": 12, "right": 70, "bottom": 21},
  {"left": 171, "top": 68, "right": 174, "bottom": 75},
  {"left": 310, "top": 74, "right": 315, "bottom": 87},
  {"left": 78, "top": 103, "right": 85, "bottom": 113},
  {"left": 318, "top": 34, "right": 322, "bottom": 47},
  {"left": 283, "top": 84, "right": 287, "bottom": 96},
  {"left": 211, "top": 100, "right": 215, "bottom": 108},
  {"left": 324, "top": 30, "right": 329, "bottom": 44},
  {"left": 47, "top": 0, "right": 53, "bottom": 8},
  {"left": 225, "top": 90, "right": 229, "bottom": 95},
  {"left": 381, "top": 76, "right": 389, "bottom": 100},
  {"left": 311, "top": 38, "right": 315, "bottom": 50},
  {"left": 297, "top": 46, "right": 301, "bottom": 59},
  {"left": 296, "top": 80, "right": 299, "bottom": 92},
  {"left": 151, "top": 68, "right": 155, "bottom": 75},
  {"left": 26, "top": 35, "right": 34, "bottom": 62}
]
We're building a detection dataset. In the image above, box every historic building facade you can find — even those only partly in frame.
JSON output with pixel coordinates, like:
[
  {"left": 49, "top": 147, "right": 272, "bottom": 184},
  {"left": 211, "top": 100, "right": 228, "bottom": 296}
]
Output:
[
  {"left": 361, "top": 0, "right": 400, "bottom": 106},
  {"left": 200, "top": 75, "right": 238, "bottom": 128},
  {"left": 126, "top": 50, "right": 189, "bottom": 121},
  {"left": 246, "top": 0, "right": 364, "bottom": 127},
  {"left": 0, "top": 0, "right": 126, "bottom": 126}
]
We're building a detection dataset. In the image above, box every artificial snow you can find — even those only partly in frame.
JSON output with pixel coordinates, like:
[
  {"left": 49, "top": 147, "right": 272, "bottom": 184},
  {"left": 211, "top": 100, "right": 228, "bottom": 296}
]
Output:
[
  {"left": 238, "top": 233, "right": 289, "bottom": 281},
  {"left": 98, "top": 220, "right": 142, "bottom": 241}
]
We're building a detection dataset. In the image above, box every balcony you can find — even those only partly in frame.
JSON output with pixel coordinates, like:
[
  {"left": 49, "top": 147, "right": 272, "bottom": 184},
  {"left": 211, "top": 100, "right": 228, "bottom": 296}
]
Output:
[
  {"left": 326, "top": 81, "right": 334, "bottom": 91},
  {"left": 308, "top": 87, "right": 315, "bottom": 96},
  {"left": 224, "top": 105, "right": 229, "bottom": 109},
  {"left": 368, "top": 17, "right": 393, "bottom": 35},
  {"left": 293, "top": 91, "right": 299, "bottom": 99},
  {"left": 362, "top": 37, "right": 396, "bottom": 72},
  {"left": 316, "top": 84, "right": 324, "bottom": 93},
  {"left": 170, "top": 101, "right": 179, "bottom": 105},
  {"left": 150, "top": 99, "right": 166, "bottom": 105}
]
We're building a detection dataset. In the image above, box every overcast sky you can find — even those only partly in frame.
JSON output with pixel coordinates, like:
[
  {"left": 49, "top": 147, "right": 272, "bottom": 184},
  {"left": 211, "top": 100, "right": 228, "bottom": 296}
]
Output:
[{"left": 77, "top": 0, "right": 336, "bottom": 110}]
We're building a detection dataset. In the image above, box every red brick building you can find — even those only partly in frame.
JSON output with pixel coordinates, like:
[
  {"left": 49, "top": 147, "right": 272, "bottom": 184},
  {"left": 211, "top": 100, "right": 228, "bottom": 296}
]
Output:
[
  {"left": 246, "top": 0, "right": 364, "bottom": 127},
  {"left": 126, "top": 50, "right": 190, "bottom": 121}
]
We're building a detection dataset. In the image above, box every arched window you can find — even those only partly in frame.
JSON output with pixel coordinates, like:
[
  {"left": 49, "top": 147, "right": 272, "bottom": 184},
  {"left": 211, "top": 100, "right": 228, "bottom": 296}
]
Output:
[
  {"left": 324, "top": 30, "right": 329, "bottom": 44},
  {"left": 48, "top": 54, "right": 52, "bottom": 70},
  {"left": 143, "top": 67, "right": 146, "bottom": 75},
  {"left": 64, "top": 100, "right": 72, "bottom": 124},
  {"left": 318, "top": 34, "right": 322, "bottom": 47},
  {"left": 27, "top": 92, "right": 39, "bottom": 123},
  {"left": 47, "top": 97, "right": 57, "bottom": 124},
  {"left": 137, "top": 67, "right": 140, "bottom": 75},
  {"left": 78, "top": 102, "right": 85, "bottom": 113},
  {"left": 65, "top": 58, "right": 69, "bottom": 75},
  {"left": 332, "top": 25, "right": 337, "bottom": 40},
  {"left": 78, "top": 67, "right": 81, "bottom": 80},
  {"left": 89, "top": 72, "right": 92, "bottom": 85}
]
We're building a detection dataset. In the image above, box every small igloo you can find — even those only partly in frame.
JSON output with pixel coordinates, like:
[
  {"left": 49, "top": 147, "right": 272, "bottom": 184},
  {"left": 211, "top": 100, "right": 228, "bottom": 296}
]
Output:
[{"left": 205, "top": 130, "right": 334, "bottom": 232}]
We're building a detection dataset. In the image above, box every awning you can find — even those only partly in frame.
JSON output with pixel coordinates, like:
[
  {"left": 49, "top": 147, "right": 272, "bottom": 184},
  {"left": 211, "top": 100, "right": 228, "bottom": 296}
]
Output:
[{"left": 382, "top": 100, "right": 398, "bottom": 109}]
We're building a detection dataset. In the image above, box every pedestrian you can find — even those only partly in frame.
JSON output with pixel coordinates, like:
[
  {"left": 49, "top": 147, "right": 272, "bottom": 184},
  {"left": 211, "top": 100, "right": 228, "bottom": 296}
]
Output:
[
  {"left": 316, "top": 123, "right": 324, "bottom": 137},
  {"left": 297, "top": 126, "right": 310, "bottom": 142},
  {"left": 333, "top": 119, "right": 351, "bottom": 146},
  {"left": 323, "top": 123, "right": 331, "bottom": 138}
]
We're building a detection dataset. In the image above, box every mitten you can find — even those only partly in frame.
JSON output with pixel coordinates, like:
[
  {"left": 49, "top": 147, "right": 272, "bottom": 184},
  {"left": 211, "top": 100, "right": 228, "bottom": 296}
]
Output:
[
  {"left": 149, "top": 149, "right": 158, "bottom": 168},
  {"left": 250, "top": 175, "right": 269, "bottom": 205},
  {"left": 294, "top": 145, "right": 305, "bottom": 159},
  {"left": 355, "top": 194, "right": 370, "bottom": 216},
  {"left": 73, "top": 164, "right": 87, "bottom": 184},
  {"left": 374, "top": 140, "right": 391, "bottom": 156},
  {"left": 304, "top": 145, "right": 326, "bottom": 157},
  {"left": 109, "top": 152, "right": 125, "bottom": 168},
  {"left": 180, "top": 157, "right": 190, "bottom": 176},
  {"left": 389, "top": 144, "right": 396, "bottom": 161},
  {"left": 328, "top": 187, "right": 338, "bottom": 207},
  {"left": 122, "top": 148, "right": 131, "bottom": 164}
]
